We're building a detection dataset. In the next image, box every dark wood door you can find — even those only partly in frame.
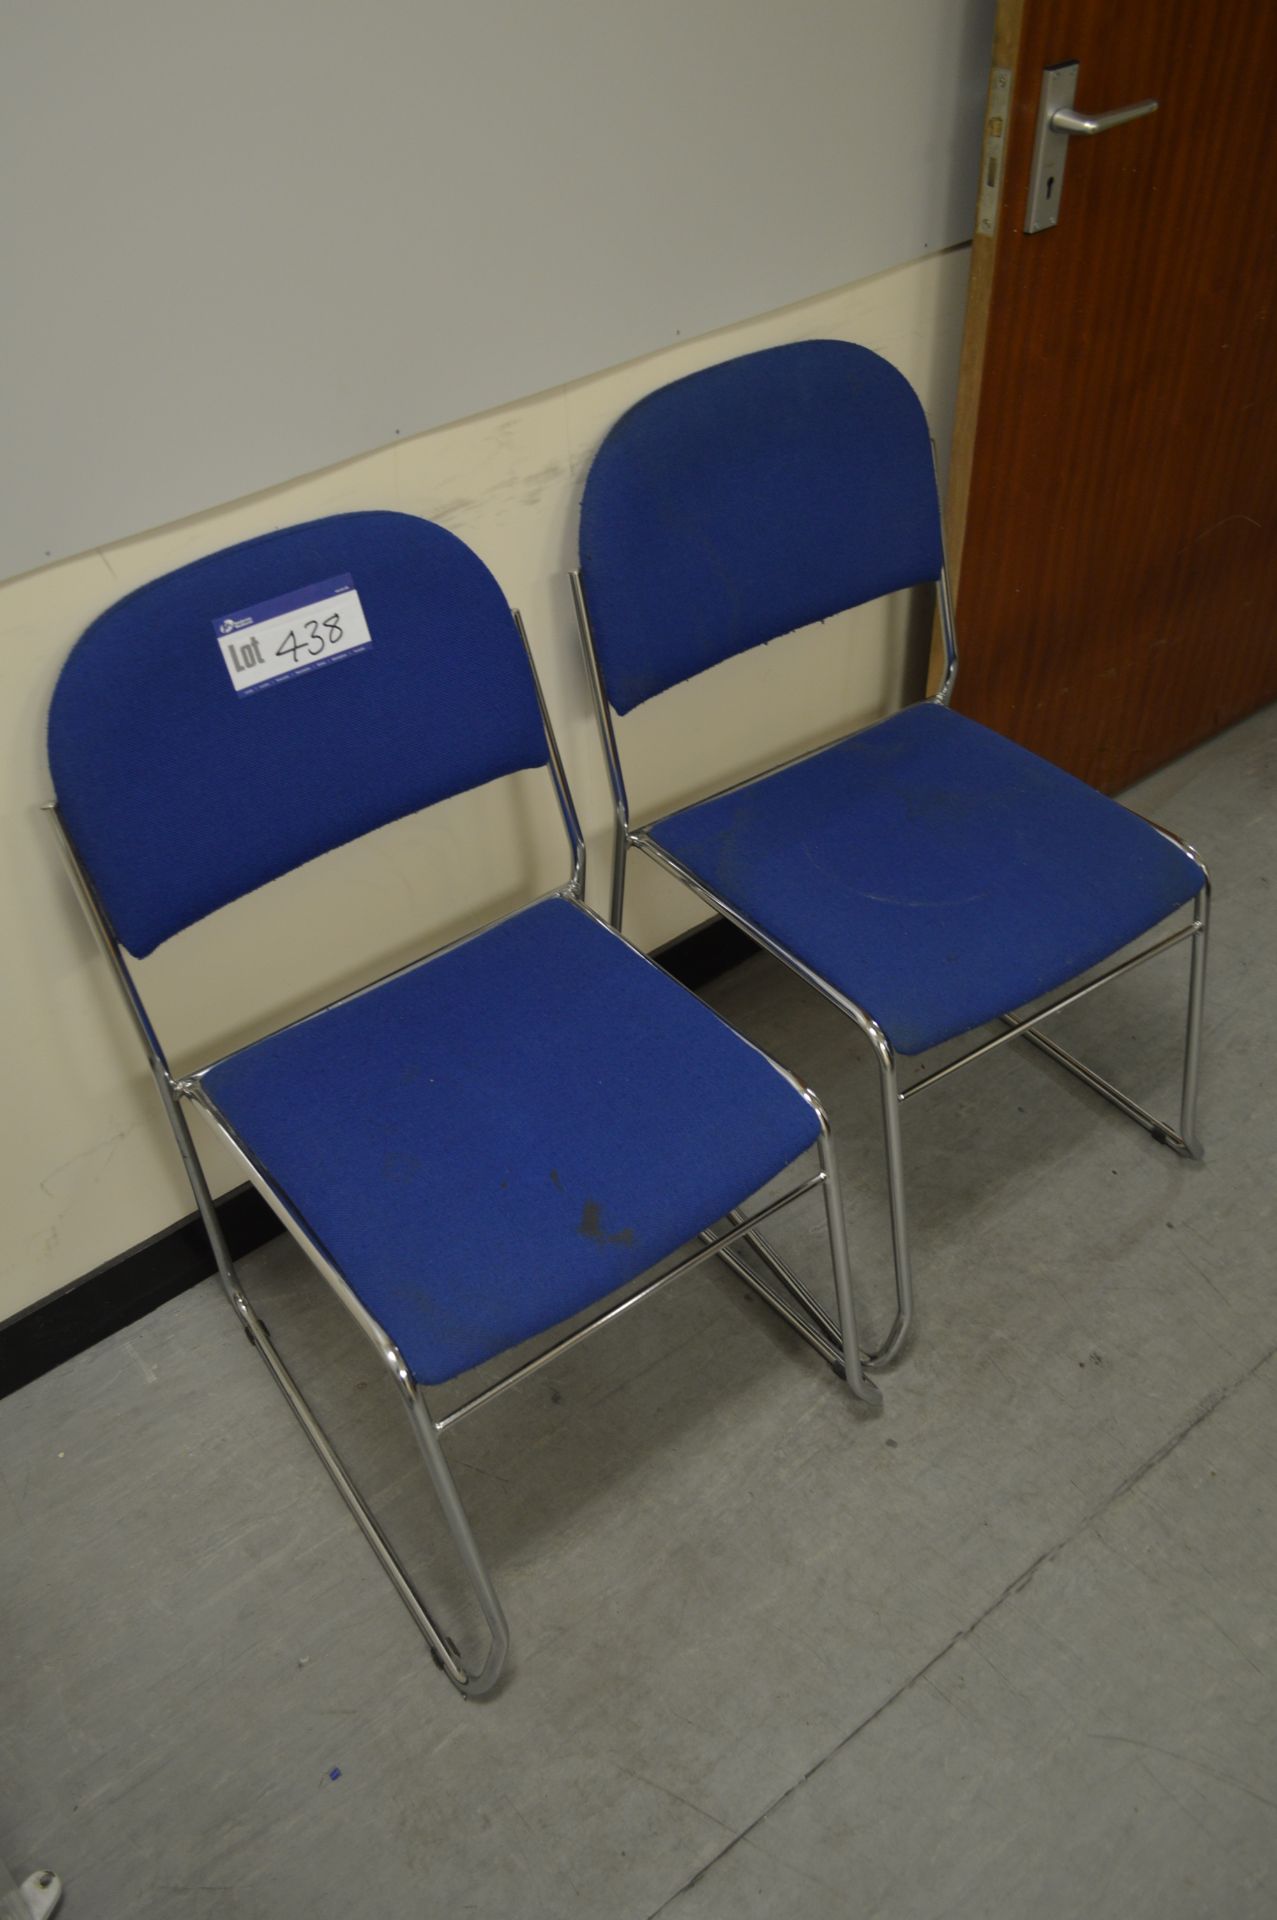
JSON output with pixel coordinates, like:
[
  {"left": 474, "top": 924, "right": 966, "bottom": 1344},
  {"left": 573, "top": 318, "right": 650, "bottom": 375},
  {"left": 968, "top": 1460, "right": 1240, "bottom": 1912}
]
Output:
[{"left": 943, "top": 0, "right": 1277, "bottom": 791}]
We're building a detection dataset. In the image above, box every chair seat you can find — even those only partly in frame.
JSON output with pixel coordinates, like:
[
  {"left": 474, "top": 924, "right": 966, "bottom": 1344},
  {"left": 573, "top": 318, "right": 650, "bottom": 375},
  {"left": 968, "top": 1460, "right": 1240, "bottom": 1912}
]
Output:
[
  {"left": 646, "top": 702, "right": 1203, "bottom": 1056},
  {"left": 201, "top": 896, "right": 820, "bottom": 1385}
]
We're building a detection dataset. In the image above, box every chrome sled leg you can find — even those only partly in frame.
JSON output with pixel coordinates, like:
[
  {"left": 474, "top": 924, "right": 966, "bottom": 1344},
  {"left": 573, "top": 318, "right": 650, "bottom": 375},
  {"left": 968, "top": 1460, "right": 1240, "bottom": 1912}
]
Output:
[
  {"left": 164, "top": 1088, "right": 510, "bottom": 1698},
  {"left": 1001, "top": 883, "right": 1211, "bottom": 1162}
]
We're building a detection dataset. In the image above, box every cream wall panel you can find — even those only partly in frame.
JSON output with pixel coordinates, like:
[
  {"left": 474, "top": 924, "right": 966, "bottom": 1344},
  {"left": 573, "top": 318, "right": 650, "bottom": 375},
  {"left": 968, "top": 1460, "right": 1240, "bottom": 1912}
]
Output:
[{"left": 1, "top": 246, "right": 969, "bottom": 1323}]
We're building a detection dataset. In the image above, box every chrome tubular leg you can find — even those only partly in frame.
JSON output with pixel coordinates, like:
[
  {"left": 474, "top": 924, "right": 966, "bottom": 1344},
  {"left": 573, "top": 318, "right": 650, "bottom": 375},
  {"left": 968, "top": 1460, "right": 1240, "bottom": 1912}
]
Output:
[
  {"left": 724, "top": 1210, "right": 842, "bottom": 1350},
  {"left": 1003, "top": 1019, "right": 1192, "bottom": 1154},
  {"left": 242, "top": 1312, "right": 478, "bottom": 1690},
  {"left": 160, "top": 1078, "right": 507, "bottom": 1695},
  {"left": 816, "top": 1125, "right": 883, "bottom": 1407},
  {"left": 402, "top": 1391, "right": 511, "bottom": 1698},
  {"left": 869, "top": 1037, "right": 913, "bottom": 1368},
  {"left": 701, "top": 1226, "right": 846, "bottom": 1373},
  {"left": 1180, "top": 883, "right": 1210, "bottom": 1160},
  {"left": 996, "top": 895, "right": 1210, "bottom": 1161}
]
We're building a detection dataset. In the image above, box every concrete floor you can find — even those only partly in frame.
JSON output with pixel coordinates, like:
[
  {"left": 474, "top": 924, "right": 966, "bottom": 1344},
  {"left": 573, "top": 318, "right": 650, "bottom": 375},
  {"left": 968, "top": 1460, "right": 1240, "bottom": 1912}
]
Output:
[{"left": 2, "top": 705, "right": 1275, "bottom": 1920}]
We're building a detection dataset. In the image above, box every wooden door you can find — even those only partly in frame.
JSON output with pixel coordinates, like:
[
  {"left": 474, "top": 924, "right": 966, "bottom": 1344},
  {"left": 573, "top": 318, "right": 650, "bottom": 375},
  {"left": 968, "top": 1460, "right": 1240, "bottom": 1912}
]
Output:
[{"left": 940, "top": 0, "right": 1277, "bottom": 791}]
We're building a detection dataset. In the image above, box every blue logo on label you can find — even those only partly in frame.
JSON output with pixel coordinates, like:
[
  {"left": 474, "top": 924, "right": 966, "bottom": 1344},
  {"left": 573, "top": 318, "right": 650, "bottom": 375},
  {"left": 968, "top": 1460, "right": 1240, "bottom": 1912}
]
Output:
[{"left": 214, "top": 573, "right": 356, "bottom": 638}]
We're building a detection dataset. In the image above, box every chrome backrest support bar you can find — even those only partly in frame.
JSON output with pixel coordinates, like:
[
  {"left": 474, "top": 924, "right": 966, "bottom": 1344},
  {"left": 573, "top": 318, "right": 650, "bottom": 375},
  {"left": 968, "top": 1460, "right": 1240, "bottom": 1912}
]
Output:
[
  {"left": 930, "top": 438, "right": 958, "bottom": 706},
  {"left": 570, "top": 569, "right": 631, "bottom": 929},
  {"left": 934, "top": 563, "right": 958, "bottom": 706},
  {"left": 512, "top": 607, "right": 587, "bottom": 899}
]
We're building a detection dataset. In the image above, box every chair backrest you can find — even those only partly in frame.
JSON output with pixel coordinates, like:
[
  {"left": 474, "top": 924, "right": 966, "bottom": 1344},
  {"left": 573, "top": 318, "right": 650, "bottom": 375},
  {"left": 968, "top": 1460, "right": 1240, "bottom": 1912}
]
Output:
[
  {"left": 578, "top": 340, "right": 943, "bottom": 715},
  {"left": 48, "top": 511, "right": 548, "bottom": 956}
]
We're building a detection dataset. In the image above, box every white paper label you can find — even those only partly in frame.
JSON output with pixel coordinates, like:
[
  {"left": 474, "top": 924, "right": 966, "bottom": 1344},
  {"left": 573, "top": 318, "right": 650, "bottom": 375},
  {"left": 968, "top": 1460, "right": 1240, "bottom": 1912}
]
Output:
[{"left": 214, "top": 574, "right": 372, "bottom": 695}]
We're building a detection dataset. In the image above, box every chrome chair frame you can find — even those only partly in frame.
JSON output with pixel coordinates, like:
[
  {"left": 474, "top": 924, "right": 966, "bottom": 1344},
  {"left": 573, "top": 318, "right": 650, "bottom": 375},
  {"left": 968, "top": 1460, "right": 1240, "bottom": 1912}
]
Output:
[
  {"left": 571, "top": 559, "right": 1211, "bottom": 1371},
  {"left": 46, "top": 616, "right": 880, "bottom": 1701}
]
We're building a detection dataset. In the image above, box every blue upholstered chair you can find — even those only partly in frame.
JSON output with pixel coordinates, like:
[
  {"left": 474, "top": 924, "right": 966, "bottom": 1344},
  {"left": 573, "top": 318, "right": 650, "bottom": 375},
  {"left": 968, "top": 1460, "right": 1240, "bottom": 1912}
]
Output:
[
  {"left": 574, "top": 340, "right": 1210, "bottom": 1371},
  {"left": 45, "top": 510, "right": 882, "bottom": 1699}
]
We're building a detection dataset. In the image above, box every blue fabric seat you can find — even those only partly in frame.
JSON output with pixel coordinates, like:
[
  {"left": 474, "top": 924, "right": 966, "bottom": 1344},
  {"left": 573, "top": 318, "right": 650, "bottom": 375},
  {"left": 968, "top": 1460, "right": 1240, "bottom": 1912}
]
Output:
[
  {"left": 649, "top": 702, "right": 1204, "bottom": 1055},
  {"left": 203, "top": 896, "right": 821, "bottom": 1384}
]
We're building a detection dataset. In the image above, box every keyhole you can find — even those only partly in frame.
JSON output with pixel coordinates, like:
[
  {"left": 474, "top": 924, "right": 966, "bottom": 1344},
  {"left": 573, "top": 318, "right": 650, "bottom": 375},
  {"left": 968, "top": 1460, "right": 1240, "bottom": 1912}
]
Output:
[{"left": 1045, "top": 174, "right": 1056, "bottom": 200}]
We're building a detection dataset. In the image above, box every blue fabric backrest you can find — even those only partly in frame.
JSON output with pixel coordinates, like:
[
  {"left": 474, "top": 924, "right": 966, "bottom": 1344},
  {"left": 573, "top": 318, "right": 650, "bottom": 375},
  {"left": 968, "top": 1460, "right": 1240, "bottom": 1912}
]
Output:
[
  {"left": 578, "top": 340, "right": 944, "bottom": 715},
  {"left": 48, "top": 512, "right": 548, "bottom": 956}
]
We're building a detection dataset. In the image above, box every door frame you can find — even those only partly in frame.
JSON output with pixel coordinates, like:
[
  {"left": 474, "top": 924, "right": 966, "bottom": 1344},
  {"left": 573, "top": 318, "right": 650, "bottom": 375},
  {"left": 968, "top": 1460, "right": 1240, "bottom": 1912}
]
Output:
[{"left": 929, "top": 0, "right": 1026, "bottom": 691}]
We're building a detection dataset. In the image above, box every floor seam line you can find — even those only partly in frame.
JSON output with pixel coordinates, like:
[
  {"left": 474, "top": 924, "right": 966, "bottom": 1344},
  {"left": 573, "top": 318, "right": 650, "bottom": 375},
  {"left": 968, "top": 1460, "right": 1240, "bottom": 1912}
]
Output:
[{"left": 644, "top": 1338, "right": 1277, "bottom": 1918}]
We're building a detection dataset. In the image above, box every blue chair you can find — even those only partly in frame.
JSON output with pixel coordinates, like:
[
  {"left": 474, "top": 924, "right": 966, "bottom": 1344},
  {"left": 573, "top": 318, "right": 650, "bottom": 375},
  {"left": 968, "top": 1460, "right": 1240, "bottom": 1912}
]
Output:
[
  {"left": 46, "top": 509, "right": 880, "bottom": 1699},
  {"left": 574, "top": 340, "right": 1210, "bottom": 1371}
]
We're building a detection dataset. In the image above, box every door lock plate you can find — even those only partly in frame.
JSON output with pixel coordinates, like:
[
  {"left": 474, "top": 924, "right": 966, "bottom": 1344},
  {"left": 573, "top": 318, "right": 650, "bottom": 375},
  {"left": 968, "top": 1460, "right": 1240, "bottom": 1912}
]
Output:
[{"left": 1026, "top": 62, "right": 1080, "bottom": 234}]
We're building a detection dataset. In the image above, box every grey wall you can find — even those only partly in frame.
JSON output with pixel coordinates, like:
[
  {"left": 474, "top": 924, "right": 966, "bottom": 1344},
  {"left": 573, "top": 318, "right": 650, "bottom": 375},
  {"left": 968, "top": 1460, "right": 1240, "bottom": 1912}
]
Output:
[{"left": 2, "top": 0, "right": 994, "bottom": 580}]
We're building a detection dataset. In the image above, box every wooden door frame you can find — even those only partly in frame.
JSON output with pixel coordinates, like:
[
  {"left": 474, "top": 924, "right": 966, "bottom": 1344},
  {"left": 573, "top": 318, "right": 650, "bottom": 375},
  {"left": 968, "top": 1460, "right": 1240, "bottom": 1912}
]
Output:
[{"left": 928, "top": 0, "right": 1026, "bottom": 692}]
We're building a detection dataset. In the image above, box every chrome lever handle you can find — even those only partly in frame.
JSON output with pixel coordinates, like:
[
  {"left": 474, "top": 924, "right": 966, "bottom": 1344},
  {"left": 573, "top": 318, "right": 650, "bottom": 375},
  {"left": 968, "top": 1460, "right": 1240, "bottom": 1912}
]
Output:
[
  {"left": 1050, "top": 99, "right": 1158, "bottom": 137},
  {"left": 1026, "top": 61, "right": 1159, "bottom": 233}
]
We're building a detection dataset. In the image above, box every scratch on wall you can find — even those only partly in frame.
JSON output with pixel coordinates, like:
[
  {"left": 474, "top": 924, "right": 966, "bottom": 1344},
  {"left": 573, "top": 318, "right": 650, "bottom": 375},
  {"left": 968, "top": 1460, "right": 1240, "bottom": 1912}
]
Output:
[{"left": 38, "top": 1124, "right": 141, "bottom": 1209}]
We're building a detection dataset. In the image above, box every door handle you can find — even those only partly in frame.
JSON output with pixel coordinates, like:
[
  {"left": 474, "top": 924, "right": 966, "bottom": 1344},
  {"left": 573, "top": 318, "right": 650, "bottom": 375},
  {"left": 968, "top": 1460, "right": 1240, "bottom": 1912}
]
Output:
[
  {"left": 1050, "top": 100, "right": 1158, "bottom": 138},
  {"left": 1026, "top": 62, "right": 1159, "bottom": 233}
]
